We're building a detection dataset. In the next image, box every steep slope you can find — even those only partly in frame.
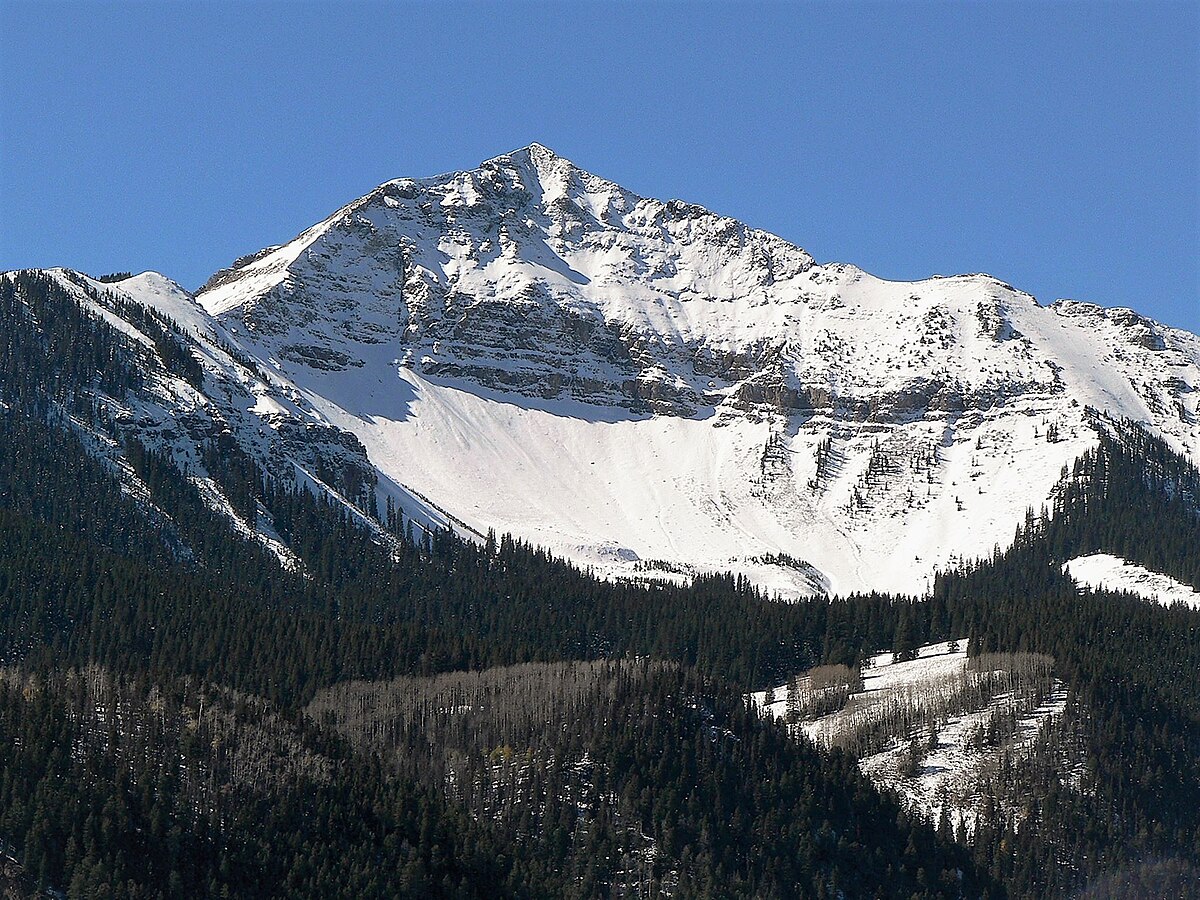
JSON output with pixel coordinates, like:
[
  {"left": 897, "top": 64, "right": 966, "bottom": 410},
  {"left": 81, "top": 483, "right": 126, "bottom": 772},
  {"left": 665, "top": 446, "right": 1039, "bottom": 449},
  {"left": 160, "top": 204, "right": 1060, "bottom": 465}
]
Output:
[
  {"left": 0, "top": 268, "right": 454, "bottom": 552},
  {"left": 7, "top": 148, "right": 1197, "bottom": 597},
  {"left": 188, "top": 145, "right": 1200, "bottom": 596},
  {"left": 756, "top": 640, "right": 1076, "bottom": 837}
]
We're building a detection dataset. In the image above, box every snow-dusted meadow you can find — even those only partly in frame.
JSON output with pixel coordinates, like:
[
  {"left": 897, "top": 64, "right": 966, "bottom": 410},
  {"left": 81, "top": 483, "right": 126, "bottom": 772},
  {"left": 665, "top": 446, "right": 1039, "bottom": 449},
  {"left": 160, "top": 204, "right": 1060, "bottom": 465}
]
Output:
[{"left": 754, "top": 640, "right": 1077, "bottom": 832}]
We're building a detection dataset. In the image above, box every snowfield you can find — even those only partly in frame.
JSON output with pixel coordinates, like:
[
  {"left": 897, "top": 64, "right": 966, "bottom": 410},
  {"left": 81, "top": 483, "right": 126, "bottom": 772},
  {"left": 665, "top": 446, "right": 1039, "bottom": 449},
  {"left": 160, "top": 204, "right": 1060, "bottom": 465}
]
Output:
[
  {"left": 283, "top": 357, "right": 1114, "bottom": 597},
  {"left": 1064, "top": 554, "right": 1200, "bottom": 608}
]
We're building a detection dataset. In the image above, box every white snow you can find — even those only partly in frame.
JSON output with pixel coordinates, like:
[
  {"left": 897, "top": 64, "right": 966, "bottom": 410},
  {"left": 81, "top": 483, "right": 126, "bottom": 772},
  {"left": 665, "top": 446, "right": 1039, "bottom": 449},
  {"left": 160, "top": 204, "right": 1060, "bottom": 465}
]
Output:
[
  {"left": 753, "top": 640, "right": 973, "bottom": 741},
  {"left": 111, "top": 271, "right": 202, "bottom": 326},
  {"left": 1064, "top": 553, "right": 1200, "bottom": 608}
]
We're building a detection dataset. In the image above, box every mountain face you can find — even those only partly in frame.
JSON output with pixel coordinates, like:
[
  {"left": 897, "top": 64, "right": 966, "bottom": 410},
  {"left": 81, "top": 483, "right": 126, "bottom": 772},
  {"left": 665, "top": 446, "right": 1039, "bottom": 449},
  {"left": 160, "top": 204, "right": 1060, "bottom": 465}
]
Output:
[
  {"left": 188, "top": 144, "right": 1200, "bottom": 596},
  {"left": 11, "top": 145, "right": 1200, "bottom": 596},
  {"left": 4, "top": 149, "right": 1200, "bottom": 899}
]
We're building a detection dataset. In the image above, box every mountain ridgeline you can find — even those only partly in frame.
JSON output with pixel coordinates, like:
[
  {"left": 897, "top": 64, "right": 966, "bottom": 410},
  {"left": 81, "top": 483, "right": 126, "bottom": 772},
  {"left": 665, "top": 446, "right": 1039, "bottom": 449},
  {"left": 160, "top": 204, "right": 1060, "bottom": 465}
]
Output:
[{"left": 1, "top": 147, "right": 1199, "bottom": 898}]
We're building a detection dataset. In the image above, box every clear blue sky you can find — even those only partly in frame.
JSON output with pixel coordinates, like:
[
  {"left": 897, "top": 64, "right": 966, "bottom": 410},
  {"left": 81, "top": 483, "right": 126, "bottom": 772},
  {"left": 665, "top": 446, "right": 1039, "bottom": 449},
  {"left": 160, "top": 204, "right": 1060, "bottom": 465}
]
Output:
[{"left": 2, "top": 1, "right": 1197, "bottom": 332}]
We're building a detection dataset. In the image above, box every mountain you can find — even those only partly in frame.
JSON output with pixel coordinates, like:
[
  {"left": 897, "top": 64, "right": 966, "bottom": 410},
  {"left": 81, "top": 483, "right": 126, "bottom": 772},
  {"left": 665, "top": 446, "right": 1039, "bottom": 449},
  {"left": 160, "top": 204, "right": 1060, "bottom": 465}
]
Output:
[
  {"left": 3, "top": 146, "right": 1196, "bottom": 598},
  {"left": 186, "top": 143, "right": 1198, "bottom": 596},
  {"left": 0, "top": 268, "right": 1006, "bottom": 897},
  {"left": 3, "top": 151, "right": 1200, "bottom": 898}
]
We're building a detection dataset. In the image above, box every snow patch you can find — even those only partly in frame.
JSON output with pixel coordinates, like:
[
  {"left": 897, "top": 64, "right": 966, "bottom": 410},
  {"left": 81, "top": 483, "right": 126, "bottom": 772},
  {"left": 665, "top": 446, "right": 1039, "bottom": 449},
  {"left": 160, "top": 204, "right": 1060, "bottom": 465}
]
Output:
[{"left": 1064, "top": 553, "right": 1200, "bottom": 608}]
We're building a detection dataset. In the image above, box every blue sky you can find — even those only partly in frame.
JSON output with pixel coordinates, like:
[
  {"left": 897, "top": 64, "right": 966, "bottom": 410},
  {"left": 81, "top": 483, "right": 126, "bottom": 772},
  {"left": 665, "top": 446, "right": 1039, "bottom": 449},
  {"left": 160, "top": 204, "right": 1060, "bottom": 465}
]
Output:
[{"left": 2, "top": 1, "right": 1197, "bottom": 332}]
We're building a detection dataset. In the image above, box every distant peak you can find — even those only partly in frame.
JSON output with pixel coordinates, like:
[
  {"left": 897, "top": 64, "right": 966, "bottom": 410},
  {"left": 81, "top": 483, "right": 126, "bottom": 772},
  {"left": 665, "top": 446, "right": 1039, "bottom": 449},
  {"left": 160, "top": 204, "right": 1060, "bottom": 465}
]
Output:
[
  {"left": 126, "top": 270, "right": 173, "bottom": 283},
  {"left": 510, "top": 141, "right": 560, "bottom": 159},
  {"left": 122, "top": 270, "right": 190, "bottom": 289},
  {"left": 115, "top": 271, "right": 197, "bottom": 302}
]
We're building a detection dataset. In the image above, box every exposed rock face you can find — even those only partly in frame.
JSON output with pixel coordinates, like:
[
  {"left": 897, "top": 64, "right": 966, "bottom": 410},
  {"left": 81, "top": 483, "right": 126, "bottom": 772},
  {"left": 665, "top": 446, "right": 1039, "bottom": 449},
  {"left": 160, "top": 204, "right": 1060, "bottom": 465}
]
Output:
[
  {"left": 199, "top": 144, "right": 820, "bottom": 417},
  {"left": 198, "top": 145, "right": 1198, "bottom": 435}
]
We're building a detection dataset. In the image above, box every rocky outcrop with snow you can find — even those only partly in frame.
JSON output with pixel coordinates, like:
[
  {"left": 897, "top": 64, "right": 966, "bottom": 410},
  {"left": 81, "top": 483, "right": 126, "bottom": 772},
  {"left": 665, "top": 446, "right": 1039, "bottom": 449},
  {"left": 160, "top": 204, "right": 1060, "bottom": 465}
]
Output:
[
  {"left": 198, "top": 145, "right": 1199, "bottom": 435},
  {"left": 9, "top": 145, "right": 1199, "bottom": 596}
]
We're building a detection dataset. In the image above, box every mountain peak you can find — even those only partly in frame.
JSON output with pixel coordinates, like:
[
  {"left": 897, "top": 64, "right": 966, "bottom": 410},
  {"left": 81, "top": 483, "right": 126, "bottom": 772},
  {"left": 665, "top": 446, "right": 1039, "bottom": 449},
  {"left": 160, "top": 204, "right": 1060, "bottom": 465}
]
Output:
[
  {"left": 482, "top": 142, "right": 577, "bottom": 185},
  {"left": 486, "top": 141, "right": 562, "bottom": 164},
  {"left": 525, "top": 140, "right": 557, "bottom": 157},
  {"left": 118, "top": 270, "right": 193, "bottom": 297},
  {"left": 61, "top": 143, "right": 1200, "bottom": 602}
]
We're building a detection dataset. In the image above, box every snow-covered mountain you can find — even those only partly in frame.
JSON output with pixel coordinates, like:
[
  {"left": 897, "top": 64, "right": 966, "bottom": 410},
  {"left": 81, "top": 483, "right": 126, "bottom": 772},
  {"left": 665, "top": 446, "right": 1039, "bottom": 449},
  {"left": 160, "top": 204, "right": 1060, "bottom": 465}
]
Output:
[{"left": 12, "top": 145, "right": 1200, "bottom": 596}]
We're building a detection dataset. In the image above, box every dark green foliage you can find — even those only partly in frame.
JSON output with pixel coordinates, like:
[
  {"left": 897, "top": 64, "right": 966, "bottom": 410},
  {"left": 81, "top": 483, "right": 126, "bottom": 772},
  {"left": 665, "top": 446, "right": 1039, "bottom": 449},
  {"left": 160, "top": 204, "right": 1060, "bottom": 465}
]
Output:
[
  {"left": 0, "top": 670, "right": 556, "bottom": 898},
  {"left": 891, "top": 604, "right": 919, "bottom": 662},
  {"left": 1045, "top": 414, "right": 1200, "bottom": 587},
  {"left": 314, "top": 661, "right": 988, "bottom": 898},
  {"left": 0, "top": 270, "right": 140, "bottom": 408}
]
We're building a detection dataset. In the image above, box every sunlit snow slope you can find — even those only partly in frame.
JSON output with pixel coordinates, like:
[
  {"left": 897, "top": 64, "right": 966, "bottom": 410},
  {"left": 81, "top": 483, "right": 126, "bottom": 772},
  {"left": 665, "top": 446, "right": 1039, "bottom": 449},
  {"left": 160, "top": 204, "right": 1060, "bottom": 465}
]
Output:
[
  {"left": 179, "top": 144, "right": 1200, "bottom": 596},
  {"left": 1064, "top": 554, "right": 1200, "bottom": 608}
]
